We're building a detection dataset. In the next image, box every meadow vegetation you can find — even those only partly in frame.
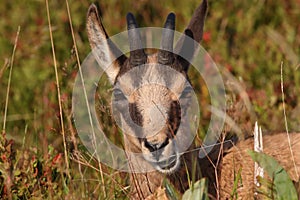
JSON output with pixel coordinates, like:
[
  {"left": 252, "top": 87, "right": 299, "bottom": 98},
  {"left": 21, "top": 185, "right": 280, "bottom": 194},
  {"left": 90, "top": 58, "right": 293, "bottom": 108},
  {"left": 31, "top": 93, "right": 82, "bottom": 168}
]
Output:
[{"left": 0, "top": 0, "right": 299, "bottom": 199}]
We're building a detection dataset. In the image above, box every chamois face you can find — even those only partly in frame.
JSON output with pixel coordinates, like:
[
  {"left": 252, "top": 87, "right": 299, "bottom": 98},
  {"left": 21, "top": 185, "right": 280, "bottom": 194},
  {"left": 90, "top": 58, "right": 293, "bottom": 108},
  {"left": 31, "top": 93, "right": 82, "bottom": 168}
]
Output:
[
  {"left": 113, "top": 56, "right": 190, "bottom": 173},
  {"left": 86, "top": 0, "right": 207, "bottom": 173}
]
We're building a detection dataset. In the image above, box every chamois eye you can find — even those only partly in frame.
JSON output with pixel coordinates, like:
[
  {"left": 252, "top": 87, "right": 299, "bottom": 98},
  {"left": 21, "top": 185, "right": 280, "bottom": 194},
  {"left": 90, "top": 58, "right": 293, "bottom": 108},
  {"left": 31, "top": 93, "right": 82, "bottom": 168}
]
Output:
[{"left": 113, "top": 89, "right": 127, "bottom": 101}]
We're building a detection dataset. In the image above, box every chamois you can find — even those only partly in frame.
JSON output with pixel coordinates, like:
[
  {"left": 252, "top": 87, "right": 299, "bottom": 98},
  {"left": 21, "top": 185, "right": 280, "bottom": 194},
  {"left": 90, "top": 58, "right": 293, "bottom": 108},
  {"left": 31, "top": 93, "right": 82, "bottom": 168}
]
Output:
[{"left": 85, "top": 0, "right": 300, "bottom": 199}]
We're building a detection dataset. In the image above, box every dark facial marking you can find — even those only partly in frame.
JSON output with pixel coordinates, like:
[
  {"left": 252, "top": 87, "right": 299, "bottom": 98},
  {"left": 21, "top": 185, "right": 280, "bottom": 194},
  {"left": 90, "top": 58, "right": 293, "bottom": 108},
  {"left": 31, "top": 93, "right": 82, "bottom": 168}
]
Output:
[
  {"left": 129, "top": 103, "right": 143, "bottom": 127},
  {"left": 168, "top": 100, "right": 181, "bottom": 136}
]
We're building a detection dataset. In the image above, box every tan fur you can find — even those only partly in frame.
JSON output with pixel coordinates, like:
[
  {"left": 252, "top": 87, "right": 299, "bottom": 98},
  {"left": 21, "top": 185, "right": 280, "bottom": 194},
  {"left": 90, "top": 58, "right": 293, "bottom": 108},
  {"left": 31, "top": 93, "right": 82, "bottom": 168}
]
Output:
[
  {"left": 147, "top": 54, "right": 158, "bottom": 64},
  {"left": 219, "top": 133, "right": 300, "bottom": 199}
]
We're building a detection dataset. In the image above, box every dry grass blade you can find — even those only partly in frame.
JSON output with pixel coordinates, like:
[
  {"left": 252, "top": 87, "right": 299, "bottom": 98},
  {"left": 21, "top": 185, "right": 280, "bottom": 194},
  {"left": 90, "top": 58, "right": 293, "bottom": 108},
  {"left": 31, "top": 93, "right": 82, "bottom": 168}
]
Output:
[
  {"left": 64, "top": 0, "right": 106, "bottom": 197},
  {"left": 2, "top": 26, "right": 20, "bottom": 135},
  {"left": 280, "top": 61, "right": 299, "bottom": 179},
  {"left": 70, "top": 150, "right": 130, "bottom": 196},
  {"left": 45, "top": 0, "right": 70, "bottom": 179}
]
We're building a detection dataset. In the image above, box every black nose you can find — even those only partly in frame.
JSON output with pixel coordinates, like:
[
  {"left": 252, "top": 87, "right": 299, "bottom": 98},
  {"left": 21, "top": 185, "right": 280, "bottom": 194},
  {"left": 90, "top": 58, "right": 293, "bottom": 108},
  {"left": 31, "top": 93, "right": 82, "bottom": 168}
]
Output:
[{"left": 144, "top": 139, "right": 169, "bottom": 152}]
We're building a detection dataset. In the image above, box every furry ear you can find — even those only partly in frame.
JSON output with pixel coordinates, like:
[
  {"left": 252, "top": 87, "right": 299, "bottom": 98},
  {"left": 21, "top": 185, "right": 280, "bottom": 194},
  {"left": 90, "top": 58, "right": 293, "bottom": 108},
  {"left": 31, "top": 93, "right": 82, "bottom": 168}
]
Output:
[
  {"left": 185, "top": 0, "right": 208, "bottom": 44},
  {"left": 86, "top": 4, "right": 127, "bottom": 83},
  {"left": 175, "top": 0, "right": 208, "bottom": 72}
]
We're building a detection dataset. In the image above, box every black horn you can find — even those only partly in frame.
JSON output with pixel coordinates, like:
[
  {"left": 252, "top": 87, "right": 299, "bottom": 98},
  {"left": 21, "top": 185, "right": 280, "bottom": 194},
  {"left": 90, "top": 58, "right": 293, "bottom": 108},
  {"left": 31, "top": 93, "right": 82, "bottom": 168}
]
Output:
[
  {"left": 158, "top": 13, "right": 175, "bottom": 65},
  {"left": 127, "top": 13, "right": 147, "bottom": 66}
]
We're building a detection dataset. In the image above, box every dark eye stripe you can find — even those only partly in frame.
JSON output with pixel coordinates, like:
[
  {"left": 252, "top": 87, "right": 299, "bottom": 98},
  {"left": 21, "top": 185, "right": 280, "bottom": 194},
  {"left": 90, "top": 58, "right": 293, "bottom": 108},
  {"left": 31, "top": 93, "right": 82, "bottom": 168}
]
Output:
[
  {"left": 129, "top": 103, "right": 143, "bottom": 126},
  {"left": 168, "top": 100, "right": 181, "bottom": 136}
]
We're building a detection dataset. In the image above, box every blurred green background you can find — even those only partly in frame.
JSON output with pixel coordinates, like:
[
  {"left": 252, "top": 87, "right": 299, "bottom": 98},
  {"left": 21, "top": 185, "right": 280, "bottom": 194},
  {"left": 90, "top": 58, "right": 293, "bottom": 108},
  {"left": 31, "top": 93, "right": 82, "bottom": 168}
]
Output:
[{"left": 0, "top": 0, "right": 299, "bottom": 199}]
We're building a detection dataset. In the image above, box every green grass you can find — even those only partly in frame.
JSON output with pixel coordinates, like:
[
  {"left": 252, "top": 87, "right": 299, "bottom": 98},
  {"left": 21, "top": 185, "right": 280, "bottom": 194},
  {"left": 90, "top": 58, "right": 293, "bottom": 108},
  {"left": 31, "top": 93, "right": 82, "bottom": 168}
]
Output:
[{"left": 0, "top": 0, "right": 299, "bottom": 199}]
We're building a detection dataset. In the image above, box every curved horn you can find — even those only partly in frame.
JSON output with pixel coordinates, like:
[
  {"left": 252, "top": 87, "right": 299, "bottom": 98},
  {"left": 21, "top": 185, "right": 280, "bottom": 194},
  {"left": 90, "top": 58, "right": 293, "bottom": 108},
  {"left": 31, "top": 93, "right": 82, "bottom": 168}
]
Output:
[
  {"left": 127, "top": 13, "right": 147, "bottom": 66},
  {"left": 158, "top": 13, "right": 175, "bottom": 65}
]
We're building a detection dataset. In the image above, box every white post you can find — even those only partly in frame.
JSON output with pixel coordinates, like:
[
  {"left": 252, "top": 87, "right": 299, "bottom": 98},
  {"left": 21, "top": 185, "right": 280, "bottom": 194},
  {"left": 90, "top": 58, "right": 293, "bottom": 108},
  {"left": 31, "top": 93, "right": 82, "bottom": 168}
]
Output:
[{"left": 254, "top": 121, "right": 264, "bottom": 188}]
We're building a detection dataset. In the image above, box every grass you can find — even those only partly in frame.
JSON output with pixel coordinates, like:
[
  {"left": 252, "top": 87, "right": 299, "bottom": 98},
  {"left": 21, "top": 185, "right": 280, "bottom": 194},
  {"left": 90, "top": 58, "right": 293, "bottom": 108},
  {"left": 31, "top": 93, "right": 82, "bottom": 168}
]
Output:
[{"left": 0, "top": 0, "right": 299, "bottom": 199}]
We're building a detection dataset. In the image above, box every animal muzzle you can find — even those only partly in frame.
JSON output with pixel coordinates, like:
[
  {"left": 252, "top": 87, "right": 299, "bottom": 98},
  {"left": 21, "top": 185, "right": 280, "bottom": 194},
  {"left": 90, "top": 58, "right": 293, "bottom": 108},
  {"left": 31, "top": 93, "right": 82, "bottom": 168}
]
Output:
[{"left": 141, "top": 138, "right": 180, "bottom": 173}]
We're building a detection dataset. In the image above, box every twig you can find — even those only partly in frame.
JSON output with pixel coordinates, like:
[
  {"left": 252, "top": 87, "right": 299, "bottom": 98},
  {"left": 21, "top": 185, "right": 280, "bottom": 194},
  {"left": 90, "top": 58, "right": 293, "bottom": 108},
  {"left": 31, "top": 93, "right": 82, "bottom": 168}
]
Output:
[
  {"left": 280, "top": 61, "right": 299, "bottom": 179},
  {"left": 2, "top": 26, "right": 20, "bottom": 135},
  {"left": 45, "top": 0, "right": 70, "bottom": 179}
]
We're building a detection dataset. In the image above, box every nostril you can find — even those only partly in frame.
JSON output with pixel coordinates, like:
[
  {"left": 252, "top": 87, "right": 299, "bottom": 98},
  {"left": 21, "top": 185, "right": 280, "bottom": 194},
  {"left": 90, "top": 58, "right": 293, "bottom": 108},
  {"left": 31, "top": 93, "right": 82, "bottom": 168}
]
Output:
[
  {"left": 144, "top": 139, "right": 169, "bottom": 152},
  {"left": 144, "top": 140, "right": 156, "bottom": 152}
]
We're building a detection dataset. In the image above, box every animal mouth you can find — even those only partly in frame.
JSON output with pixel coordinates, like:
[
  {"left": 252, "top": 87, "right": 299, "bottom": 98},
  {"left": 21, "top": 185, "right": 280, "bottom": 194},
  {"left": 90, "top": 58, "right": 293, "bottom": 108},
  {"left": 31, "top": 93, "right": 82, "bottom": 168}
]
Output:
[
  {"left": 141, "top": 139, "right": 181, "bottom": 173},
  {"left": 153, "top": 151, "right": 180, "bottom": 174}
]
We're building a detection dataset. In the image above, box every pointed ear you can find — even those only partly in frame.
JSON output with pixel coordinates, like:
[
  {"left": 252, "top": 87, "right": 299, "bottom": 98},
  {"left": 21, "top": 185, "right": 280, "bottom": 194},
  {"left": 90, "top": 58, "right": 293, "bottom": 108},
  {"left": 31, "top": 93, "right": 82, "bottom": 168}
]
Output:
[
  {"left": 86, "top": 4, "right": 127, "bottom": 83},
  {"left": 174, "top": 0, "right": 208, "bottom": 72},
  {"left": 185, "top": 0, "right": 208, "bottom": 43}
]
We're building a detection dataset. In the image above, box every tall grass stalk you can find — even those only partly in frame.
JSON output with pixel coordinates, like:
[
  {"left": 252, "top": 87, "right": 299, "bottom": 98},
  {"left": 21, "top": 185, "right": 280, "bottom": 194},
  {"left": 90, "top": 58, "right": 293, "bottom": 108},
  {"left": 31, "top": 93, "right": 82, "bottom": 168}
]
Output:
[
  {"left": 64, "top": 0, "right": 106, "bottom": 197},
  {"left": 45, "top": 0, "right": 70, "bottom": 179},
  {"left": 280, "top": 61, "right": 299, "bottom": 179},
  {"left": 2, "top": 26, "right": 20, "bottom": 135}
]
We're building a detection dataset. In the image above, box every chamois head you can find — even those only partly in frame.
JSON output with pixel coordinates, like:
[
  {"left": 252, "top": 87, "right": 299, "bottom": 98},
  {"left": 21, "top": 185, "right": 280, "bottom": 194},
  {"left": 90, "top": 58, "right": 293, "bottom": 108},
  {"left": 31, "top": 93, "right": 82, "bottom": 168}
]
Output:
[{"left": 86, "top": 0, "right": 207, "bottom": 173}]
